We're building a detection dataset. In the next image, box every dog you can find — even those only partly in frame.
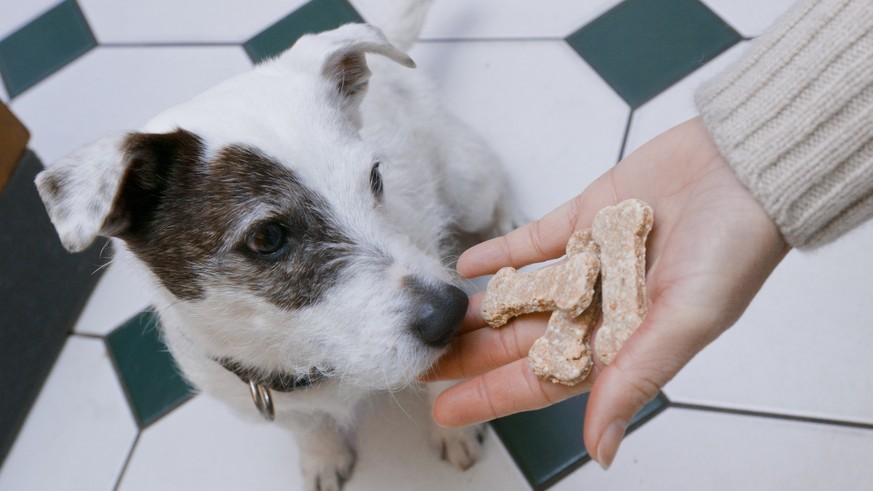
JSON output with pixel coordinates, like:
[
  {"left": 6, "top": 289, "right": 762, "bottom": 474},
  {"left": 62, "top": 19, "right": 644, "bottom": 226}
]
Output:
[{"left": 35, "top": 2, "right": 516, "bottom": 490}]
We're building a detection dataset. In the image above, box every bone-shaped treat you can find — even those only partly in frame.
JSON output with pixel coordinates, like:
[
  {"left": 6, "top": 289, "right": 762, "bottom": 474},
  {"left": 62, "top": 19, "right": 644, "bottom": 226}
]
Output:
[
  {"left": 527, "top": 229, "right": 600, "bottom": 384},
  {"left": 528, "top": 284, "right": 600, "bottom": 385},
  {"left": 565, "top": 228, "right": 599, "bottom": 257},
  {"left": 591, "top": 199, "right": 653, "bottom": 365},
  {"left": 482, "top": 199, "right": 653, "bottom": 386},
  {"left": 480, "top": 252, "right": 599, "bottom": 328}
]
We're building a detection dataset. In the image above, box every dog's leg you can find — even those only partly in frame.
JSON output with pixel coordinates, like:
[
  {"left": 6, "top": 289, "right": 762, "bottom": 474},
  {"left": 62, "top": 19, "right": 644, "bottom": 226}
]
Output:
[
  {"left": 426, "top": 381, "right": 487, "bottom": 470},
  {"left": 281, "top": 412, "right": 357, "bottom": 491}
]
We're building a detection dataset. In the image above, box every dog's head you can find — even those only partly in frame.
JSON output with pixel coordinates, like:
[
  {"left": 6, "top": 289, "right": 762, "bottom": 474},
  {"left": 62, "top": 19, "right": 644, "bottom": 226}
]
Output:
[{"left": 36, "top": 24, "right": 467, "bottom": 390}]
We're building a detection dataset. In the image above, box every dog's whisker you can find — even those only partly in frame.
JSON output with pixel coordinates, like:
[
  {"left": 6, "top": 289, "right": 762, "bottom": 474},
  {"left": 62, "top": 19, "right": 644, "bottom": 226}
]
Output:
[
  {"left": 98, "top": 239, "right": 114, "bottom": 260},
  {"left": 381, "top": 367, "right": 418, "bottom": 426}
]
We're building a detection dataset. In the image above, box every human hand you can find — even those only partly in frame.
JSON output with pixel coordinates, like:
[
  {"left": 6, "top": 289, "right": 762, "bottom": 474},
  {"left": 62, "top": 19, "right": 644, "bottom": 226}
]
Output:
[{"left": 428, "top": 117, "right": 790, "bottom": 469}]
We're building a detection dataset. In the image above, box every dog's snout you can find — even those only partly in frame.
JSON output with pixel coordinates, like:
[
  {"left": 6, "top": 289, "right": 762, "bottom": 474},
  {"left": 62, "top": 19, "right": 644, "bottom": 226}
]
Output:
[{"left": 404, "top": 276, "right": 468, "bottom": 348}]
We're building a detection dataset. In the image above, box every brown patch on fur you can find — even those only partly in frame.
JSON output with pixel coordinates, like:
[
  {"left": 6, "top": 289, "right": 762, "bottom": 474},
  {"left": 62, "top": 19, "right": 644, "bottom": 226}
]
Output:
[
  {"left": 40, "top": 171, "right": 66, "bottom": 200},
  {"left": 113, "top": 129, "right": 356, "bottom": 308}
]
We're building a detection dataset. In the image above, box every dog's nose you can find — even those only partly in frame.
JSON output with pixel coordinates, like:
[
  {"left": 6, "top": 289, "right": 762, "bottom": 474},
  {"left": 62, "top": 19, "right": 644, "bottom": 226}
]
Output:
[{"left": 404, "top": 276, "right": 468, "bottom": 348}]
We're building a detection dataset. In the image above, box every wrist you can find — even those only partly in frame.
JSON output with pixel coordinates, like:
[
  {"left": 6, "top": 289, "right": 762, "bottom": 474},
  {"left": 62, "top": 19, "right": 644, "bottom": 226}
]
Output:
[{"left": 696, "top": 0, "right": 873, "bottom": 249}]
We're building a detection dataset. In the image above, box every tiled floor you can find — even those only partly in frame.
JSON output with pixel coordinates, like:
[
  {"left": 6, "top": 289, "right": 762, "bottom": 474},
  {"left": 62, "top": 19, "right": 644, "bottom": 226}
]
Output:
[{"left": 2, "top": 1, "right": 873, "bottom": 490}]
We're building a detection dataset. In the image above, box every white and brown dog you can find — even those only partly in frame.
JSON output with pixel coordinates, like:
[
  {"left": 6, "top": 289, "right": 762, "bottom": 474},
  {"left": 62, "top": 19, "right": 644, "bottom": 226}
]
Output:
[{"left": 36, "top": 3, "right": 515, "bottom": 490}]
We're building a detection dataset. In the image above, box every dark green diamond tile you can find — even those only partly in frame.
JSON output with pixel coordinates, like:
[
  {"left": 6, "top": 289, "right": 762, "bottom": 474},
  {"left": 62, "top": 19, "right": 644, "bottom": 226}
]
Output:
[
  {"left": 567, "top": 0, "right": 740, "bottom": 109},
  {"left": 243, "top": 0, "right": 362, "bottom": 64},
  {"left": 0, "top": 0, "right": 97, "bottom": 98},
  {"left": 491, "top": 392, "right": 669, "bottom": 490},
  {"left": 107, "top": 310, "right": 195, "bottom": 428}
]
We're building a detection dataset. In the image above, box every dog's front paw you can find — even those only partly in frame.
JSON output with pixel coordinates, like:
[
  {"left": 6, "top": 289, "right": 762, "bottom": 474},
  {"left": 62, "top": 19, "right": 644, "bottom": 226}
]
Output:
[
  {"left": 300, "top": 439, "right": 356, "bottom": 491},
  {"left": 431, "top": 423, "right": 487, "bottom": 471}
]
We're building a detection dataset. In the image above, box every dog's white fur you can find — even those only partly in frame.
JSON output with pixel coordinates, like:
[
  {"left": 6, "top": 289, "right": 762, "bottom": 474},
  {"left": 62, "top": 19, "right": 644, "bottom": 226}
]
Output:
[{"left": 36, "top": 5, "right": 515, "bottom": 490}]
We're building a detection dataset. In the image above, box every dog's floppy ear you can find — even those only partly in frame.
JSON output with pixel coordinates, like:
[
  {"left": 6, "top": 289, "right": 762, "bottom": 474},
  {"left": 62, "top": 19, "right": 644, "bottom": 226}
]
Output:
[
  {"left": 35, "top": 130, "right": 202, "bottom": 252},
  {"left": 285, "top": 24, "right": 415, "bottom": 126},
  {"left": 35, "top": 134, "right": 132, "bottom": 252}
]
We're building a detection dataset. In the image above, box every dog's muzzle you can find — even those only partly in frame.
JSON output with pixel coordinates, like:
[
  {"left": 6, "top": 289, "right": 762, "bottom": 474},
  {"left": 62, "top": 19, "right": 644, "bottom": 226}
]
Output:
[{"left": 403, "top": 276, "right": 468, "bottom": 348}]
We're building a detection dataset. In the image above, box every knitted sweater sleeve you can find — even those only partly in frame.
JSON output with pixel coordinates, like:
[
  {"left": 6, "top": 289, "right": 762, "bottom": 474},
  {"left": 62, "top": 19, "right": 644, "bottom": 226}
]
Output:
[{"left": 695, "top": 0, "right": 873, "bottom": 249}]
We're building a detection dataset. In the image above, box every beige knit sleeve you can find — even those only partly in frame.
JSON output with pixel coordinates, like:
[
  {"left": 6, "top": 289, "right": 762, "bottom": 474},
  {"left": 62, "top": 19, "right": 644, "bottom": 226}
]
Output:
[{"left": 695, "top": 0, "right": 873, "bottom": 249}]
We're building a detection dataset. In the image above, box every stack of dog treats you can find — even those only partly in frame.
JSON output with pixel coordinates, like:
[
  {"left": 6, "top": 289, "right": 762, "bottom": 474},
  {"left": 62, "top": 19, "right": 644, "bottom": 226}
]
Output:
[{"left": 481, "top": 199, "right": 653, "bottom": 385}]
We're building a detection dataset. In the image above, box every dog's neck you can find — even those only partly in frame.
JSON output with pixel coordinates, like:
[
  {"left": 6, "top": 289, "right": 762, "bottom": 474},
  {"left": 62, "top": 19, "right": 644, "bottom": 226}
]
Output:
[{"left": 217, "top": 357, "right": 327, "bottom": 392}]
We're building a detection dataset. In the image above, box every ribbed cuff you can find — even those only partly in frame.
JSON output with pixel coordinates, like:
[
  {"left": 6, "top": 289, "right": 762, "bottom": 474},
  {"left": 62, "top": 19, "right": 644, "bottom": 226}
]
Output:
[{"left": 696, "top": 0, "right": 873, "bottom": 249}]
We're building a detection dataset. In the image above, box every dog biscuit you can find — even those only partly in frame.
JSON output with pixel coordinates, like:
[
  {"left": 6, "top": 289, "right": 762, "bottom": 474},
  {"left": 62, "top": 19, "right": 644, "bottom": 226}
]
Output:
[
  {"left": 481, "top": 252, "right": 599, "bottom": 328},
  {"left": 591, "top": 199, "right": 653, "bottom": 365},
  {"left": 527, "top": 229, "right": 600, "bottom": 385},
  {"left": 565, "top": 228, "right": 599, "bottom": 257},
  {"left": 528, "top": 289, "right": 600, "bottom": 385},
  {"left": 482, "top": 199, "right": 652, "bottom": 386}
]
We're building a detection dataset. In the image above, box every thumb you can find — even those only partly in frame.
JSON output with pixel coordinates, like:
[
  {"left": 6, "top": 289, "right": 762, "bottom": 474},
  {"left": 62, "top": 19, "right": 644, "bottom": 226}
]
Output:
[{"left": 583, "top": 303, "right": 711, "bottom": 469}]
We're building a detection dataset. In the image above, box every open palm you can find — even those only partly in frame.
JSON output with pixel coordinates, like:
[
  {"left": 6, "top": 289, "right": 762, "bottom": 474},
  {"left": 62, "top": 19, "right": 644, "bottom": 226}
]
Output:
[{"left": 428, "top": 117, "right": 789, "bottom": 468}]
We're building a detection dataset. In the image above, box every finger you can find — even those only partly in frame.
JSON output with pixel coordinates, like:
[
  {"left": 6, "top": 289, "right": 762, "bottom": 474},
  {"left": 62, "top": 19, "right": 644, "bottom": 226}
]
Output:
[
  {"left": 432, "top": 358, "right": 595, "bottom": 427},
  {"left": 583, "top": 302, "right": 711, "bottom": 469},
  {"left": 424, "top": 312, "right": 550, "bottom": 381},
  {"left": 458, "top": 292, "right": 487, "bottom": 334},
  {"left": 456, "top": 176, "right": 616, "bottom": 278}
]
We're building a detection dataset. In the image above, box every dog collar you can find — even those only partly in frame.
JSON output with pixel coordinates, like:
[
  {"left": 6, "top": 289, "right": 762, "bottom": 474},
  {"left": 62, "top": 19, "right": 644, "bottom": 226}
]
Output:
[{"left": 216, "top": 358, "right": 328, "bottom": 421}]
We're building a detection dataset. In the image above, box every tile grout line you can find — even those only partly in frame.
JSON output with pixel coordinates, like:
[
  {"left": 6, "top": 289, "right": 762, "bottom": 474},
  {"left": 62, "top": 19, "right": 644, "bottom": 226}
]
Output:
[
  {"left": 616, "top": 108, "right": 634, "bottom": 163},
  {"left": 112, "top": 430, "right": 141, "bottom": 491},
  {"left": 70, "top": 331, "right": 103, "bottom": 340},
  {"left": 418, "top": 36, "right": 564, "bottom": 44},
  {"left": 65, "top": 250, "right": 112, "bottom": 339},
  {"left": 103, "top": 335, "right": 144, "bottom": 429},
  {"left": 670, "top": 402, "right": 873, "bottom": 431},
  {"left": 0, "top": 0, "right": 99, "bottom": 100},
  {"left": 98, "top": 38, "right": 568, "bottom": 50},
  {"left": 99, "top": 41, "right": 243, "bottom": 48},
  {"left": 533, "top": 393, "right": 670, "bottom": 490}
]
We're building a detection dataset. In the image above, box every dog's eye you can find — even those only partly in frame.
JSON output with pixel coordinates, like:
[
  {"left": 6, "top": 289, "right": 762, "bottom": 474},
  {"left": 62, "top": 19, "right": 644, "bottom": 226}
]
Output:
[
  {"left": 246, "top": 222, "right": 288, "bottom": 256},
  {"left": 369, "top": 162, "right": 383, "bottom": 198}
]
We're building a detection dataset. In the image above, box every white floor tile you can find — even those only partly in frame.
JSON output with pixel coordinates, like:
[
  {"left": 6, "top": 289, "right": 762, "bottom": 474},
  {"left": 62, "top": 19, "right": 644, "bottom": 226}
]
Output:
[
  {"left": 665, "top": 222, "right": 873, "bottom": 424},
  {"left": 119, "top": 389, "right": 528, "bottom": 491},
  {"left": 73, "top": 254, "right": 157, "bottom": 336},
  {"left": 410, "top": 40, "right": 628, "bottom": 221},
  {"left": 554, "top": 407, "right": 873, "bottom": 490},
  {"left": 10, "top": 45, "right": 251, "bottom": 165},
  {"left": 0, "top": 337, "right": 137, "bottom": 491},
  {"left": 0, "top": 0, "right": 63, "bottom": 40},
  {"left": 346, "top": 389, "right": 528, "bottom": 491},
  {"left": 624, "top": 42, "right": 748, "bottom": 157},
  {"left": 78, "top": 0, "right": 306, "bottom": 44},
  {"left": 353, "top": 0, "right": 622, "bottom": 40},
  {"left": 117, "top": 395, "right": 301, "bottom": 491},
  {"left": 701, "top": 0, "right": 796, "bottom": 37}
]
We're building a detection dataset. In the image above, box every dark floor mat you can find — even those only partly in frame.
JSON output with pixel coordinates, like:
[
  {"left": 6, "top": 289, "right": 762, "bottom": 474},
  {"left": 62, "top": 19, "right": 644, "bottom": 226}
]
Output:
[{"left": 0, "top": 150, "right": 107, "bottom": 465}]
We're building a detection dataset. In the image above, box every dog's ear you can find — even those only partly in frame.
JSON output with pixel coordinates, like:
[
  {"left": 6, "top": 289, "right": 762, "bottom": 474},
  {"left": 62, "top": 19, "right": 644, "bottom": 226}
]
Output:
[
  {"left": 285, "top": 24, "right": 415, "bottom": 126},
  {"left": 35, "top": 130, "right": 202, "bottom": 252},
  {"left": 35, "top": 134, "right": 132, "bottom": 252}
]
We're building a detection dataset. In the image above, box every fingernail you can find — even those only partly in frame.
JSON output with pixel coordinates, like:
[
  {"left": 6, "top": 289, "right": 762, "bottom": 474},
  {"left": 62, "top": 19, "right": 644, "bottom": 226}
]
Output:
[{"left": 595, "top": 420, "right": 627, "bottom": 470}]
